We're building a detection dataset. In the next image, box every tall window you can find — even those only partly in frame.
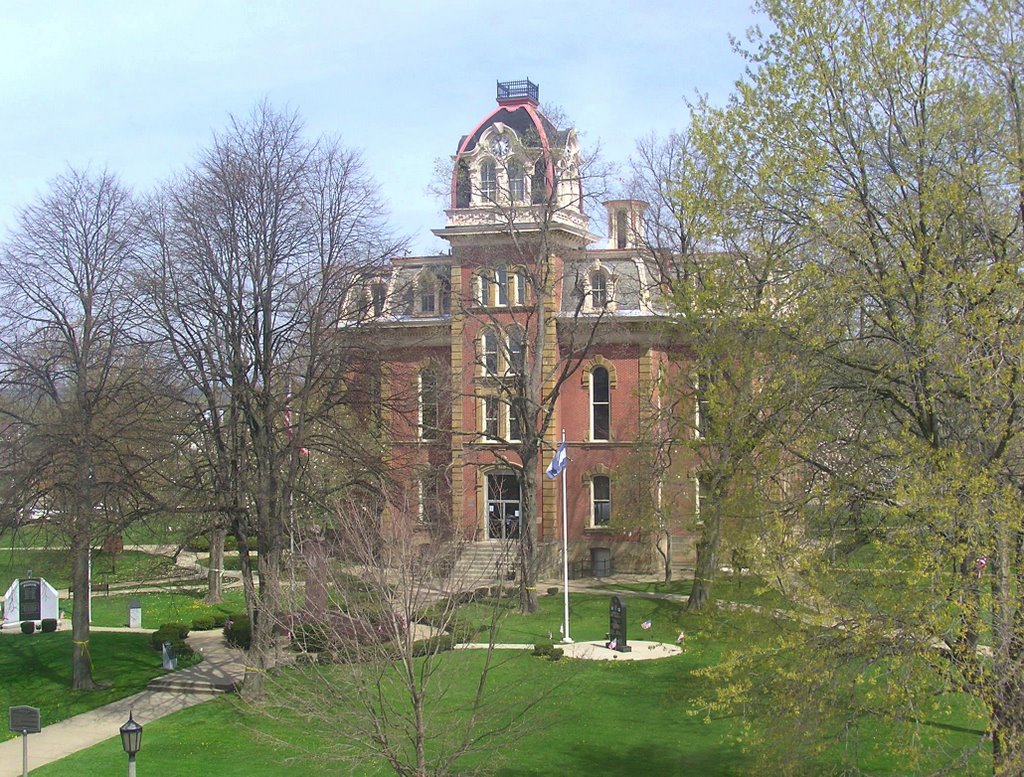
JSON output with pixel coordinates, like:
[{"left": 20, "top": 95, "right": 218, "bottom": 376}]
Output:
[
  {"left": 532, "top": 159, "right": 546, "bottom": 204},
  {"left": 507, "top": 328, "right": 525, "bottom": 375},
  {"left": 419, "top": 368, "right": 439, "bottom": 441},
  {"left": 371, "top": 282, "right": 387, "bottom": 317},
  {"left": 592, "top": 476, "right": 611, "bottom": 526},
  {"left": 483, "top": 396, "right": 500, "bottom": 440},
  {"left": 591, "top": 366, "right": 610, "bottom": 441},
  {"left": 455, "top": 161, "right": 471, "bottom": 208},
  {"left": 419, "top": 470, "right": 445, "bottom": 528},
  {"left": 616, "top": 208, "right": 628, "bottom": 249},
  {"left": 508, "top": 159, "right": 525, "bottom": 202},
  {"left": 514, "top": 269, "right": 527, "bottom": 305},
  {"left": 590, "top": 271, "right": 608, "bottom": 308},
  {"left": 495, "top": 267, "right": 508, "bottom": 305},
  {"left": 481, "top": 331, "right": 498, "bottom": 374},
  {"left": 477, "top": 272, "right": 491, "bottom": 306},
  {"left": 508, "top": 398, "right": 524, "bottom": 442},
  {"left": 480, "top": 160, "right": 497, "bottom": 201},
  {"left": 439, "top": 274, "right": 451, "bottom": 315}
]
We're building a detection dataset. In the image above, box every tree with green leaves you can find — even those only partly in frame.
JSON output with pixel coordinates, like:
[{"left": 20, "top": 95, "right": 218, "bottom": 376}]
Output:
[{"left": 688, "top": 0, "right": 1024, "bottom": 772}]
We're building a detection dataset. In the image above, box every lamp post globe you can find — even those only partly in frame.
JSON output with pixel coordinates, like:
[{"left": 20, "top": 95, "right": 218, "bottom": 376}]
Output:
[{"left": 119, "top": 710, "right": 143, "bottom": 776}]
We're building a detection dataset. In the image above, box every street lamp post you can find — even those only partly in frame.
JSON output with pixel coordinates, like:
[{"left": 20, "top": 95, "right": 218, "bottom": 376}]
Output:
[{"left": 119, "top": 710, "right": 143, "bottom": 777}]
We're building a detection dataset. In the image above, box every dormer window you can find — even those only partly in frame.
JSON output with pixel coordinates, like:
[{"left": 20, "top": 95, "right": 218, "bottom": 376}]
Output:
[
  {"left": 480, "top": 160, "right": 497, "bottom": 202},
  {"left": 371, "top": 282, "right": 387, "bottom": 317},
  {"left": 508, "top": 159, "right": 526, "bottom": 202},
  {"left": 419, "top": 274, "right": 436, "bottom": 314}
]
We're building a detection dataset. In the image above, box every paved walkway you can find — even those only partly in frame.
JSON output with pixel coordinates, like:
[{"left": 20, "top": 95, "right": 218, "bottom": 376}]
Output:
[{"left": 0, "top": 630, "right": 245, "bottom": 776}]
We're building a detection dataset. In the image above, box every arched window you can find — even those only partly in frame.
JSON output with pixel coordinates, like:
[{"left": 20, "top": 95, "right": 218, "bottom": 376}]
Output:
[
  {"left": 481, "top": 330, "right": 499, "bottom": 375},
  {"left": 419, "top": 367, "right": 440, "bottom": 441},
  {"left": 508, "top": 159, "right": 525, "bottom": 202},
  {"left": 591, "top": 366, "right": 610, "bottom": 441},
  {"left": 590, "top": 270, "right": 608, "bottom": 309},
  {"left": 532, "top": 159, "right": 547, "bottom": 204},
  {"left": 592, "top": 476, "right": 611, "bottom": 526},
  {"left": 480, "top": 160, "right": 497, "bottom": 202}
]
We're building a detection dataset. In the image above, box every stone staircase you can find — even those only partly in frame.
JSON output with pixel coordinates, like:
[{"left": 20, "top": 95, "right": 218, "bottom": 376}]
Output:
[{"left": 451, "top": 542, "right": 518, "bottom": 589}]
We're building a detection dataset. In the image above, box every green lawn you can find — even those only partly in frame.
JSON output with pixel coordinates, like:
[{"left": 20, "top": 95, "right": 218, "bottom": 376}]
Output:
[
  {"left": 599, "top": 573, "right": 800, "bottom": 611},
  {"left": 0, "top": 548, "right": 187, "bottom": 590},
  {"left": 84, "top": 589, "right": 247, "bottom": 629},
  {"left": 5, "top": 590, "right": 994, "bottom": 776},
  {"left": 0, "top": 631, "right": 190, "bottom": 740}
]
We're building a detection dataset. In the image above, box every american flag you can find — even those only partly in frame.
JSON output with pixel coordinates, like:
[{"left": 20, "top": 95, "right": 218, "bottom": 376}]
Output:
[
  {"left": 608, "top": 638, "right": 617, "bottom": 651},
  {"left": 640, "top": 619, "right": 652, "bottom": 630}
]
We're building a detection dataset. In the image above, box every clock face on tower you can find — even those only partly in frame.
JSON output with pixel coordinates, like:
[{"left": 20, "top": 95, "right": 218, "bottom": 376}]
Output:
[{"left": 490, "top": 134, "right": 511, "bottom": 158}]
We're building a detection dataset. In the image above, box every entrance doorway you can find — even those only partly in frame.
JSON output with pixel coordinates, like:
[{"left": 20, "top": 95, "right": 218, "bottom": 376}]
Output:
[{"left": 486, "top": 473, "right": 521, "bottom": 541}]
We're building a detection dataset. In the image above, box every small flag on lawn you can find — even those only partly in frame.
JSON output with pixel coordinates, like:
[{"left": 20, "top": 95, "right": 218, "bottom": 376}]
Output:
[
  {"left": 546, "top": 441, "right": 568, "bottom": 479},
  {"left": 641, "top": 619, "right": 652, "bottom": 630},
  {"left": 607, "top": 638, "right": 617, "bottom": 651}
]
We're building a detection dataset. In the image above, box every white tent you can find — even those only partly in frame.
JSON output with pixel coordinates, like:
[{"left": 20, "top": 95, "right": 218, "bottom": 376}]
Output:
[{"left": 2, "top": 578, "right": 59, "bottom": 626}]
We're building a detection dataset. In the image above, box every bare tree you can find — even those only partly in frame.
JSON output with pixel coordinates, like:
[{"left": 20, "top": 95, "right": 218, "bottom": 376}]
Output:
[
  {"left": 255, "top": 494, "right": 547, "bottom": 777},
  {"left": 0, "top": 168, "right": 160, "bottom": 689},
  {"left": 140, "top": 102, "right": 404, "bottom": 694}
]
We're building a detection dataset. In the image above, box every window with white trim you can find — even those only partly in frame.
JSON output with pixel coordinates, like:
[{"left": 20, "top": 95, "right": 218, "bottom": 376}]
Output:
[
  {"left": 506, "top": 328, "right": 525, "bottom": 375},
  {"left": 591, "top": 366, "right": 610, "bottom": 441},
  {"left": 481, "top": 330, "right": 499, "bottom": 375},
  {"left": 592, "top": 476, "right": 611, "bottom": 526},
  {"left": 480, "top": 160, "right": 497, "bottom": 202},
  {"left": 508, "top": 397, "right": 525, "bottom": 442},
  {"left": 477, "top": 271, "right": 491, "bottom": 306},
  {"left": 508, "top": 159, "right": 526, "bottom": 202},
  {"left": 514, "top": 269, "right": 527, "bottom": 305},
  {"left": 483, "top": 396, "right": 500, "bottom": 440},
  {"left": 590, "top": 270, "right": 609, "bottom": 308}
]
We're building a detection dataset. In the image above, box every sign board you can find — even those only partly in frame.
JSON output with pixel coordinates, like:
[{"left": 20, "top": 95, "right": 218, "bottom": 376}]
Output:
[
  {"left": 128, "top": 599, "right": 142, "bottom": 629},
  {"left": 608, "top": 595, "right": 631, "bottom": 653},
  {"left": 9, "top": 706, "right": 41, "bottom": 734}
]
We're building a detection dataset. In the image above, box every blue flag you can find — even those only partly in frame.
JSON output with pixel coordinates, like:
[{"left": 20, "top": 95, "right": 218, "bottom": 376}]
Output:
[{"left": 546, "top": 441, "right": 567, "bottom": 479}]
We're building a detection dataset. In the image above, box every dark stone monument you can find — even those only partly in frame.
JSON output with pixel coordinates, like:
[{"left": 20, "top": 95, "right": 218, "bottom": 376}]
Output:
[{"left": 608, "top": 595, "right": 631, "bottom": 653}]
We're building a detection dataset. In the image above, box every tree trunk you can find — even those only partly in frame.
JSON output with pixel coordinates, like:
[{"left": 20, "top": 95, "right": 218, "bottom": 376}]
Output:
[
  {"left": 70, "top": 530, "right": 96, "bottom": 690},
  {"left": 303, "top": 534, "right": 328, "bottom": 618},
  {"left": 687, "top": 512, "right": 720, "bottom": 612},
  {"left": 205, "top": 528, "right": 225, "bottom": 604},
  {"left": 518, "top": 456, "right": 539, "bottom": 614},
  {"left": 659, "top": 529, "right": 672, "bottom": 585}
]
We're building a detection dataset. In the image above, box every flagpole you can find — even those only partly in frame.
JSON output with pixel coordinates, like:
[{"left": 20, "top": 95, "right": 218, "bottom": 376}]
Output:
[{"left": 560, "top": 429, "right": 572, "bottom": 643}]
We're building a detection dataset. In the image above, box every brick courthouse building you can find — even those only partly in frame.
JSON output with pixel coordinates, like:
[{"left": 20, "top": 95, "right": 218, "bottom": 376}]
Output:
[{"left": 354, "top": 81, "right": 697, "bottom": 578}]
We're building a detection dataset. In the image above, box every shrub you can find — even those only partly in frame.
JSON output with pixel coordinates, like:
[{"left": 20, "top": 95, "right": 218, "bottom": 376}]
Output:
[
  {"left": 547, "top": 587, "right": 559, "bottom": 596},
  {"left": 292, "top": 622, "right": 332, "bottom": 653},
  {"left": 548, "top": 648, "right": 564, "bottom": 661},
  {"left": 224, "top": 614, "right": 251, "bottom": 649},
  {"left": 211, "top": 613, "right": 229, "bottom": 628},
  {"left": 532, "top": 642, "right": 554, "bottom": 657},
  {"left": 20, "top": 621, "right": 35, "bottom": 635},
  {"left": 151, "top": 624, "right": 190, "bottom": 651},
  {"left": 40, "top": 618, "right": 57, "bottom": 633},
  {"left": 191, "top": 615, "right": 216, "bottom": 631},
  {"left": 411, "top": 634, "right": 455, "bottom": 657}
]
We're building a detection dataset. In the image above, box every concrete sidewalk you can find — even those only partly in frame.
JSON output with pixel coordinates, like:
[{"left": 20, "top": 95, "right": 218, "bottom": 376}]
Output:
[{"left": 0, "top": 630, "right": 245, "bottom": 776}]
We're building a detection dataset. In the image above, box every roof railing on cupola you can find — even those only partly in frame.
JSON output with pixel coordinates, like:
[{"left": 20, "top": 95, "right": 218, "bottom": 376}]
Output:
[{"left": 496, "top": 79, "right": 539, "bottom": 106}]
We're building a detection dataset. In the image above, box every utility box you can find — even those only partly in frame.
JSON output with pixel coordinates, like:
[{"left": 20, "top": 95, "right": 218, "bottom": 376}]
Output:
[
  {"left": 128, "top": 599, "right": 142, "bottom": 629},
  {"left": 3, "top": 578, "right": 59, "bottom": 626}
]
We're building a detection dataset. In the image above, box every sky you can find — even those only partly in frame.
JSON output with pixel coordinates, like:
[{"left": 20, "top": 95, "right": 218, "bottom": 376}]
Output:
[{"left": 0, "top": 1, "right": 761, "bottom": 255}]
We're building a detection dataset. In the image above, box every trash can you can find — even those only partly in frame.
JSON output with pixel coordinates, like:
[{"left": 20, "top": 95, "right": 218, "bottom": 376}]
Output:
[{"left": 591, "top": 547, "right": 612, "bottom": 578}]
